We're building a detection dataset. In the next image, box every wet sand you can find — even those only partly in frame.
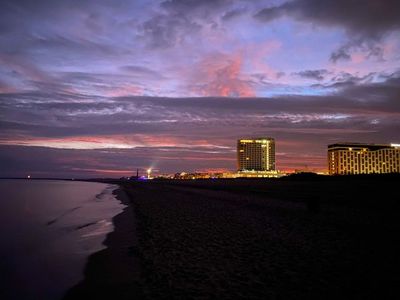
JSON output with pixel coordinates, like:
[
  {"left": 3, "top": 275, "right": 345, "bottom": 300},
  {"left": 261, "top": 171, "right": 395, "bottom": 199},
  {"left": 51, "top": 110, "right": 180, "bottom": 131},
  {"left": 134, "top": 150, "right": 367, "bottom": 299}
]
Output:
[
  {"left": 64, "top": 188, "right": 143, "bottom": 299},
  {"left": 65, "top": 177, "right": 400, "bottom": 299}
]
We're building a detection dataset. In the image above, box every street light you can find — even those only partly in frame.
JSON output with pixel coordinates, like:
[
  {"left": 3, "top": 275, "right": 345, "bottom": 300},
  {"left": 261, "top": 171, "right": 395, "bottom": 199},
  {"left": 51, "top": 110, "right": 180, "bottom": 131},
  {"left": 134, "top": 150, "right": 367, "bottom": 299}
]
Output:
[{"left": 147, "top": 168, "right": 152, "bottom": 179}]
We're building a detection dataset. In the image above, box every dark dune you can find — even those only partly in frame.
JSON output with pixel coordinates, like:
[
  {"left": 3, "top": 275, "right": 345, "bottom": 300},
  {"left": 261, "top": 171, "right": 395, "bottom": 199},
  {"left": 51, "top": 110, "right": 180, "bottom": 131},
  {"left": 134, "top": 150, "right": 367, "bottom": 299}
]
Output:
[{"left": 65, "top": 177, "right": 400, "bottom": 299}]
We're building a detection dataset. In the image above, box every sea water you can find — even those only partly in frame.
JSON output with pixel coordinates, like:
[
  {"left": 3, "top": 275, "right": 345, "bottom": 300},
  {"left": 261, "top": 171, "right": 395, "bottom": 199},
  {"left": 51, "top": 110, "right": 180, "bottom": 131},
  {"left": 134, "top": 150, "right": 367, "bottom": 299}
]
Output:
[{"left": 0, "top": 179, "right": 125, "bottom": 300}]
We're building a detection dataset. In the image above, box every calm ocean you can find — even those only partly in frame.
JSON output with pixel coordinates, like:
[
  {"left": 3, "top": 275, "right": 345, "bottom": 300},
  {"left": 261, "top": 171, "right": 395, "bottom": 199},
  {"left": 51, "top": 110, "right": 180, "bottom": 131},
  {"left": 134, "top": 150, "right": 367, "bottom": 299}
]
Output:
[{"left": 0, "top": 179, "right": 125, "bottom": 300}]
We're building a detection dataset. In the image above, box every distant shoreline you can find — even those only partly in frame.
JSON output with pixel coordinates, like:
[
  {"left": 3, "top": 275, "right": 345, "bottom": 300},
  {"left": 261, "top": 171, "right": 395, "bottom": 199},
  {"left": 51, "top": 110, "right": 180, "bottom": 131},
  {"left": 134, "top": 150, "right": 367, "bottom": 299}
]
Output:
[{"left": 1, "top": 172, "right": 399, "bottom": 183}]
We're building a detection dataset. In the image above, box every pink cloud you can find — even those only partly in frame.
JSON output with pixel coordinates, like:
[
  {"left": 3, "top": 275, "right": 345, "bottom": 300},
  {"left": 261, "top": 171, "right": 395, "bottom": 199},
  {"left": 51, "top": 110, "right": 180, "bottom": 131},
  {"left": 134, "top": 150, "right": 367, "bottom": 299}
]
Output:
[
  {"left": 0, "top": 134, "right": 231, "bottom": 150},
  {"left": 350, "top": 53, "right": 365, "bottom": 64},
  {"left": 0, "top": 54, "right": 51, "bottom": 83},
  {"left": 105, "top": 85, "right": 143, "bottom": 97},
  {"left": 70, "top": 167, "right": 134, "bottom": 175},
  {"left": 189, "top": 53, "right": 255, "bottom": 97},
  {"left": 0, "top": 83, "right": 17, "bottom": 93}
]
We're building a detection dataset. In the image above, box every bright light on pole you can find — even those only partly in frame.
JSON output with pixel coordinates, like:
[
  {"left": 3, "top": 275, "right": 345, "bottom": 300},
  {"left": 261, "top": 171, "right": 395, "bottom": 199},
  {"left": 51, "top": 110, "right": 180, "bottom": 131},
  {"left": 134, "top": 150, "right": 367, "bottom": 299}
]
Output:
[{"left": 147, "top": 168, "right": 152, "bottom": 179}]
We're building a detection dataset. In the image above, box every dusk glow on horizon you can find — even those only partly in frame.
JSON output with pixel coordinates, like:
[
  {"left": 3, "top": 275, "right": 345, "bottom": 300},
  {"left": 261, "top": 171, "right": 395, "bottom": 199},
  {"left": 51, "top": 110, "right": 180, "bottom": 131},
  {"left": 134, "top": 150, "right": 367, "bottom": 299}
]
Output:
[{"left": 1, "top": 0, "right": 400, "bottom": 177}]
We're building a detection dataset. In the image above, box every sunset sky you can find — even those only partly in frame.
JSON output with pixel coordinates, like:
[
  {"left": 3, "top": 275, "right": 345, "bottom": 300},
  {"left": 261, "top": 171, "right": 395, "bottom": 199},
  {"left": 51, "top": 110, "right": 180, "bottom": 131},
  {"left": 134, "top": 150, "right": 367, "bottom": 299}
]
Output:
[{"left": 1, "top": 0, "right": 400, "bottom": 177}]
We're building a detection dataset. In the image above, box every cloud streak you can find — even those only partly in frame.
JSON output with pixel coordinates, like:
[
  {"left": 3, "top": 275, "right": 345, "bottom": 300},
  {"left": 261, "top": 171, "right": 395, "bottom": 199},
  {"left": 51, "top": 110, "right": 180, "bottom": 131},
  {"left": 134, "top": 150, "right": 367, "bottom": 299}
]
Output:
[{"left": 1, "top": 72, "right": 400, "bottom": 175}]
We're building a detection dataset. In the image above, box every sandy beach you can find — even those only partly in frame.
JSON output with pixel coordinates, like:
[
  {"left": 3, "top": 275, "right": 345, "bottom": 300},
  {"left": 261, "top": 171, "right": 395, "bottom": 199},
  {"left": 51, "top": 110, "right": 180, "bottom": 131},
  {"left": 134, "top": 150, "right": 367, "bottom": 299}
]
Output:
[{"left": 65, "top": 176, "right": 400, "bottom": 299}]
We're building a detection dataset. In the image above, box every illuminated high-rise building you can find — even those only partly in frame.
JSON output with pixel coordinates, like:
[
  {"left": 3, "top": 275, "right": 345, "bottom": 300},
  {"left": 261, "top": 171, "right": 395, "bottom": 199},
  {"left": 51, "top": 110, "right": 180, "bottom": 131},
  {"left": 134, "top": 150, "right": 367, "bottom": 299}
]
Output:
[
  {"left": 237, "top": 138, "right": 275, "bottom": 171},
  {"left": 328, "top": 143, "right": 400, "bottom": 175}
]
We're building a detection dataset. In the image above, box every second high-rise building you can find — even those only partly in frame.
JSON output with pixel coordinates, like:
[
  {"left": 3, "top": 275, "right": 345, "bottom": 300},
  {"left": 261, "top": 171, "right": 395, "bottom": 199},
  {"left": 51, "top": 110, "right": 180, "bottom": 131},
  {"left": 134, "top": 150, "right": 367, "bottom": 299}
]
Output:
[
  {"left": 237, "top": 138, "right": 275, "bottom": 171},
  {"left": 328, "top": 143, "right": 400, "bottom": 175}
]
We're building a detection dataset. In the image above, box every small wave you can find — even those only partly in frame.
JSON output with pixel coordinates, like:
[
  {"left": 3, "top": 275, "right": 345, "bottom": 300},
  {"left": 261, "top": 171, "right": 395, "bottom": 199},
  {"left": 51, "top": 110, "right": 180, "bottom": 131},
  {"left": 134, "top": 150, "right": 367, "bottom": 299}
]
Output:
[
  {"left": 94, "top": 185, "right": 117, "bottom": 202},
  {"left": 75, "top": 221, "right": 98, "bottom": 230},
  {"left": 95, "top": 191, "right": 107, "bottom": 201},
  {"left": 46, "top": 206, "right": 82, "bottom": 226},
  {"left": 80, "top": 220, "right": 113, "bottom": 238}
]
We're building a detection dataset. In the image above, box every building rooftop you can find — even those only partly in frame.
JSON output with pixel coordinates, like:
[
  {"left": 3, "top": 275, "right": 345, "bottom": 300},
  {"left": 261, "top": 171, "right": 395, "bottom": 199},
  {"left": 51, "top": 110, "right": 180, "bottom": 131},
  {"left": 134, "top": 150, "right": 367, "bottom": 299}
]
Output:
[{"left": 328, "top": 143, "right": 400, "bottom": 151}]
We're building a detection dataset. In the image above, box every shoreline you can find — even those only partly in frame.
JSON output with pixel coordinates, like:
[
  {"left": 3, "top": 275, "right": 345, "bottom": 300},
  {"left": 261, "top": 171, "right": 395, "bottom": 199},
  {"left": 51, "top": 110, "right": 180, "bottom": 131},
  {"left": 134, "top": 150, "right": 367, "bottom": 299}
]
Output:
[
  {"left": 64, "top": 179, "right": 400, "bottom": 299},
  {"left": 63, "top": 186, "right": 142, "bottom": 299}
]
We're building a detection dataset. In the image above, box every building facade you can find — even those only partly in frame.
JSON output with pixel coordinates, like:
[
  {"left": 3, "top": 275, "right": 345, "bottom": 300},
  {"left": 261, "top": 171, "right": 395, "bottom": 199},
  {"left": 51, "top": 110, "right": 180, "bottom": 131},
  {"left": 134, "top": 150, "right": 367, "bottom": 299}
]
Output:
[
  {"left": 237, "top": 138, "right": 275, "bottom": 171},
  {"left": 328, "top": 143, "right": 400, "bottom": 175}
]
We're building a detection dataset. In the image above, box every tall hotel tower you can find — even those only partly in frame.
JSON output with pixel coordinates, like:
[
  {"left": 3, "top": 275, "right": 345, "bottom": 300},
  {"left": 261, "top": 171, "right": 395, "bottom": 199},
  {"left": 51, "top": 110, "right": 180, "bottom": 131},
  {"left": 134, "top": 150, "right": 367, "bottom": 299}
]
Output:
[
  {"left": 237, "top": 138, "right": 276, "bottom": 171},
  {"left": 328, "top": 143, "right": 400, "bottom": 175}
]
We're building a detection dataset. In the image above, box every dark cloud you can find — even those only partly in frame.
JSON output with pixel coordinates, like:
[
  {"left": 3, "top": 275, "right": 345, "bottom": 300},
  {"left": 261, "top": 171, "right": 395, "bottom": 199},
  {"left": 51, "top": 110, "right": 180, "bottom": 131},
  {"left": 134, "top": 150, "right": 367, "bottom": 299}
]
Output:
[
  {"left": 330, "top": 47, "right": 351, "bottom": 63},
  {"left": 255, "top": 0, "right": 400, "bottom": 37},
  {"left": 337, "top": 72, "right": 400, "bottom": 104},
  {"left": 161, "top": 0, "right": 232, "bottom": 16},
  {"left": 0, "top": 1, "right": 98, "bottom": 39},
  {"left": 294, "top": 69, "right": 329, "bottom": 81},
  {"left": 28, "top": 35, "right": 120, "bottom": 57},
  {"left": 139, "top": 0, "right": 242, "bottom": 48},
  {"left": 139, "top": 13, "right": 201, "bottom": 48},
  {"left": 221, "top": 8, "right": 246, "bottom": 21},
  {"left": 254, "top": 6, "right": 284, "bottom": 23},
  {"left": 330, "top": 39, "right": 385, "bottom": 63},
  {"left": 121, "top": 65, "right": 167, "bottom": 80},
  {"left": 255, "top": 0, "right": 400, "bottom": 61},
  {"left": 311, "top": 72, "right": 378, "bottom": 90}
]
